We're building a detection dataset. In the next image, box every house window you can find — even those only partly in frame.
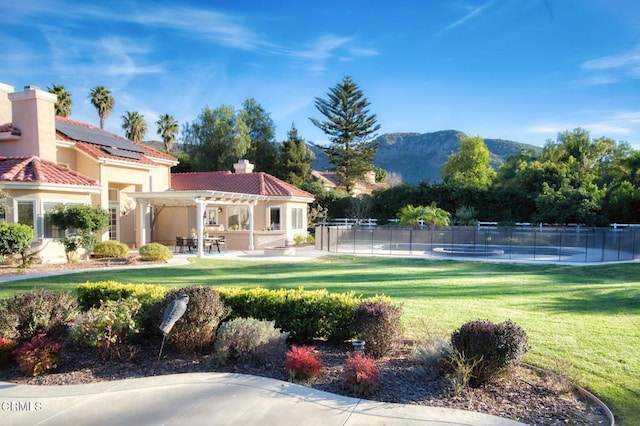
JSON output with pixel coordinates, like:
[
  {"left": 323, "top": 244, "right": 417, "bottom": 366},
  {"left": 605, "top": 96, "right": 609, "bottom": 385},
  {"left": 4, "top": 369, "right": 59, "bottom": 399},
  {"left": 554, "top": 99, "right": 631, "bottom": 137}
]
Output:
[
  {"left": 17, "top": 200, "right": 35, "bottom": 229},
  {"left": 291, "top": 207, "right": 304, "bottom": 230},
  {"left": 228, "top": 205, "right": 249, "bottom": 230},
  {"left": 204, "top": 208, "right": 219, "bottom": 226},
  {"left": 268, "top": 206, "right": 281, "bottom": 230},
  {"left": 43, "top": 202, "right": 65, "bottom": 238}
]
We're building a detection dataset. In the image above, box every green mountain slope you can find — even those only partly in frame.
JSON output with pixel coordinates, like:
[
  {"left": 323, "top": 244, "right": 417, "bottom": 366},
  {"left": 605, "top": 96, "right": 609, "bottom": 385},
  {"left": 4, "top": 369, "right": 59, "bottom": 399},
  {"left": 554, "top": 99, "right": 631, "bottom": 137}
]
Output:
[{"left": 310, "top": 130, "right": 541, "bottom": 184}]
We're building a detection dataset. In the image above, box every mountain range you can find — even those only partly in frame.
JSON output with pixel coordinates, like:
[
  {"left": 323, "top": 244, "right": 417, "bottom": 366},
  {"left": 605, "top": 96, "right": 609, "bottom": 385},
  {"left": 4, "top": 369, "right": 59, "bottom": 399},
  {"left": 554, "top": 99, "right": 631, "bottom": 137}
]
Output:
[{"left": 308, "top": 130, "right": 542, "bottom": 184}]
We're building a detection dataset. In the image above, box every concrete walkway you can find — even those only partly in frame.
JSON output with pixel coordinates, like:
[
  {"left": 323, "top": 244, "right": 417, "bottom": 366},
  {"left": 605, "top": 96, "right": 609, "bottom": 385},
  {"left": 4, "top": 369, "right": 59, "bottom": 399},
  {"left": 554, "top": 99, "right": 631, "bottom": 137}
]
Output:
[{"left": 1, "top": 373, "right": 524, "bottom": 426}]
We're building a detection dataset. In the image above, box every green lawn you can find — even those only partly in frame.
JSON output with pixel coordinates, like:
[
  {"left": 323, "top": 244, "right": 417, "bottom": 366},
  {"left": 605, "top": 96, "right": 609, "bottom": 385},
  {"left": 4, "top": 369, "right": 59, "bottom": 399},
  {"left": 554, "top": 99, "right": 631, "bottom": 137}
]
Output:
[{"left": 2, "top": 256, "right": 639, "bottom": 424}]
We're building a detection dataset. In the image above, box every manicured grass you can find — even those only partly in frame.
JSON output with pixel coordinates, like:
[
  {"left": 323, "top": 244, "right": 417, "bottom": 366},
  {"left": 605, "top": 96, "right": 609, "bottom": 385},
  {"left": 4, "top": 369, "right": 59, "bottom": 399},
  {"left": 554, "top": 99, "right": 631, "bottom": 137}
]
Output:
[{"left": 2, "top": 256, "right": 639, "bottom": 424}]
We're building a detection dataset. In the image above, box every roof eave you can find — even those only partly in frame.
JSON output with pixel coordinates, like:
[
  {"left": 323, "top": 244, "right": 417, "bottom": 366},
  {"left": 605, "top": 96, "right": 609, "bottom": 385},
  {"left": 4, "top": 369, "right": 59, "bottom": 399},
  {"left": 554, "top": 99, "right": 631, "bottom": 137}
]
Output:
[{"left": 0, "top": 182, "right": 101, "bottom": 193}]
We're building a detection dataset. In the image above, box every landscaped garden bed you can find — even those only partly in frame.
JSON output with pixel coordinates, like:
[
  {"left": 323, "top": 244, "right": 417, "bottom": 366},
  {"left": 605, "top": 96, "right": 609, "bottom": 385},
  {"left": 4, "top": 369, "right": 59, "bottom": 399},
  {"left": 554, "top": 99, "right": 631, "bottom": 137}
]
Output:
[{"left": 0, "top": 282, "right": 610, "bottom": 425}]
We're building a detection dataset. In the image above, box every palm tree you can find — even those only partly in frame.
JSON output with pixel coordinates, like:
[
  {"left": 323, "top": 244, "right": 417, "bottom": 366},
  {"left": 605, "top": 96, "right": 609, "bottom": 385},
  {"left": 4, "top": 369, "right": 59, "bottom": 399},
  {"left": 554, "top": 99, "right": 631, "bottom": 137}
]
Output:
[
  {"left": 47, "top": 84, "right": 72, "bottom": 117},
  {"left": 399, "top": 203, "right": 450, "bottom": 249},
  {"left": 89, "top": 86, "right": 114, "bottom": 129},
  {"left": 121, "top": 111, "right": 147, "bottom": 143},
  {"left": 423, "top": 202, "right": 450, "bottom": 229},
  {"left": 156, "top": 113, "right": 179, "bottom": 151},
  {"left": 399, "top": 204, "right": 428, "bottom": 229}
]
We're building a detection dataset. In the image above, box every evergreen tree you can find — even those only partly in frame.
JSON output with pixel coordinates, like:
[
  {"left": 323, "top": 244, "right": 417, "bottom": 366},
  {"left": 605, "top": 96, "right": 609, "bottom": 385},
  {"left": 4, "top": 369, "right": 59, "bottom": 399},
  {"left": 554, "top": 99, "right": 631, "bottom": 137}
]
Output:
[
  {"left": 183, "top": 106, "right": 250, "bottom": 171},
  {"left": 241, "top": 99, "right": 279, "bottom": 174},
  {"left": 441, "top": 135, "right": 495, "bottom": 190},
  {"left": 280, "top": 124, "right": 315, "bottom": 188},
  {"left": 310, "top": 76, "right": 380, "bottom": 193}
]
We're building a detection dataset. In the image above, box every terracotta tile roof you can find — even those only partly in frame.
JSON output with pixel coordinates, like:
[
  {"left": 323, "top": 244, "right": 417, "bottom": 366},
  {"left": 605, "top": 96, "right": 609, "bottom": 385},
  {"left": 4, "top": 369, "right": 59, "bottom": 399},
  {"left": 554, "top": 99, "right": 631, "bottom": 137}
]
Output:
[
  {"left": 171, "top": 172, "right": 314, "bottom": 199},
  {"left": 55, "top": 117, "right": 177, "bottom": 164},
  {"left": 0, "top": 156, "right": 99, "bottom": 186},
  {"left": 0, "top": 123, "right": 21, "bottom": 136}
]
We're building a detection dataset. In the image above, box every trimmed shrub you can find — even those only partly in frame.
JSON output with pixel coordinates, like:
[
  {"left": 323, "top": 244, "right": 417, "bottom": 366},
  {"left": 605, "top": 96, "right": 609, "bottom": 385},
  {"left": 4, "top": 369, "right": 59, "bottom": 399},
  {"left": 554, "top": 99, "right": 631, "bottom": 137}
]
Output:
[
  {"left": 92, "top": 240, "right": 130, "bottom": 258},
  {"left": 214, "top": 317, "right": 289, "bottom": 365},
  {"left": 13, "top": 334, "right": 63, "bottom": 376},
  {"left": 72, "top": 298, "right": 141, "bottom": 361},
  {"left": 76, "top": 281, "right": 167, "bottom": 335},
  {"left": 138, "top": 243, "right": 173, "bottom": 262},
  {"left": 284, "top": 345, "right": 322, "bottom": 381},
  {"left": 450, "top": 319, "right": 530, "bottom": 386},
  {"left": 342, "top": 352, "right": 380, "bottom": 397},
  {"left": 162, "top": 286, "right": 230, "bottom": 353},
  {"left": 0, "top": 289, "right": 78, "bottom": 341},
  {"left": 0, "top": 222, "right": 35, "bottom": 268},
  {"left": 351, "top": 296, "right": 403, "bottom": 358},
  {"left": 0, "top": 337, "right": 17, "bottom": 368},
  {"left": 320, "top": 292, "right": 359, "bottom": 342},
  {"left": 219, "top": 287, "right": 359, "bottom": 342}
]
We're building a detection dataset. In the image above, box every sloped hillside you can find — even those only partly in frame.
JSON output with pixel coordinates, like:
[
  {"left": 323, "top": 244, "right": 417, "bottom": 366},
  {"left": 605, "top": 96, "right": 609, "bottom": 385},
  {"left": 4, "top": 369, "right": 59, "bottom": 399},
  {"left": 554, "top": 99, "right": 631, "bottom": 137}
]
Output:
[{"left": 310, "top": 130, "right": 541, "bottom": 184}]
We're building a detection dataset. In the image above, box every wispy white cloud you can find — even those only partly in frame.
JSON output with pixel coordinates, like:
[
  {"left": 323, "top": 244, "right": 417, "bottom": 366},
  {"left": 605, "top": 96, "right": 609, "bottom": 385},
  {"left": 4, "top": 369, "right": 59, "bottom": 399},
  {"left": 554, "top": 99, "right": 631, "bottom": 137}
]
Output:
[
  {"left": 527, "top": 110, "right": 640, "bottom": 141},
  {"left": 582, "top": 47, "right": 640, "bottom": 71},
  {"left": 571, "top": 76, "right": 620, "bottom": 86},
  {"left": 127, "top": 7, "right": 265, "bottom": 51},
  {"left": 580, "top": 45, "right": 640, "bottom": 85},
  {"left": 287, "top": 35, "right": 353, "bottom": 60},
  {"left": 99, "top": 37, "right": 165, "bottom": 77},
  {"left": 434, "top": 0, "right": 497, "bottom": 38},
  {"left": 11, "top": 2, "right": 377, "bottom": 78},
  {"left": 284, "top": 34, "right": 378, "bottom": 74},
  {"left": 348, "top": 47, "right": 380, "bottom": 57}
]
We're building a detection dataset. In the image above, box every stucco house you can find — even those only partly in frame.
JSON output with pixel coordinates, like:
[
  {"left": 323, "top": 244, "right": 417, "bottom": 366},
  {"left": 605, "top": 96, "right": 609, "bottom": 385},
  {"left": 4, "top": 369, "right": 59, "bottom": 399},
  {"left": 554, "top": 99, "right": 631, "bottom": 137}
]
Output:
[
  {"left": 133, "top": 159, "right": 315, "bottom": 254},
  {"left": 0, "top": 83, "right": 313, "bottom": 262}
]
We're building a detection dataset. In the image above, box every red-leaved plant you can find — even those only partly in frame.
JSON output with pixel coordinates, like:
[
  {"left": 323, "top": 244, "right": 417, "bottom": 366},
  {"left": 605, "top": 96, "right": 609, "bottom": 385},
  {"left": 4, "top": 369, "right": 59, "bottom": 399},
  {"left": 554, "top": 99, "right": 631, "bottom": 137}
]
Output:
[
  {"left": 0, "top": 337, "right": 17, "bottom": 367},
  {"left": 342, "top": 352, "right": 380, "bottom": 396},
  {"left": 284, "top": 345, "right": 322, "bottom": 381},
  {"left": 13, "top": 334, "right": 63, "bottom": 376}
]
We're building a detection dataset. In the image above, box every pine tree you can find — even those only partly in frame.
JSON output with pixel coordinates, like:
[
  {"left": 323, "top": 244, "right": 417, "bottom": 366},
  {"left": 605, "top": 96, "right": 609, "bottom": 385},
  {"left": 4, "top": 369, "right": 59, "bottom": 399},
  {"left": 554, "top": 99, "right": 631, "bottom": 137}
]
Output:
[
  {"left": 280, "top": 124, "right": 315, "bottom": 188},
  {"left": 310, "top": 76, "right": 380, "bottom": 193}
]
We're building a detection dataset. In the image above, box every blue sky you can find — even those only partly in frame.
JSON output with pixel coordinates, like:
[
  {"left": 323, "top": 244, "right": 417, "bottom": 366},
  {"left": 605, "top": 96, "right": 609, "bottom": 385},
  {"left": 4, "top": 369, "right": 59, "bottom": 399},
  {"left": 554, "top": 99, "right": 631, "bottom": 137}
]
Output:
[{"left": 2, "top": 0, "right": 640, "bottom": 148}]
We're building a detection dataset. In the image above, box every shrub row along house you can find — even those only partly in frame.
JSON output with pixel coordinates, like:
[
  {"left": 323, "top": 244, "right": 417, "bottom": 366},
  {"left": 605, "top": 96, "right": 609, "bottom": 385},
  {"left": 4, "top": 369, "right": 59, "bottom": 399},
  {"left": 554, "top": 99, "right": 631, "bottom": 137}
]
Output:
[{"left": 0, "top": 83, "right": 313, "bottom": 263}]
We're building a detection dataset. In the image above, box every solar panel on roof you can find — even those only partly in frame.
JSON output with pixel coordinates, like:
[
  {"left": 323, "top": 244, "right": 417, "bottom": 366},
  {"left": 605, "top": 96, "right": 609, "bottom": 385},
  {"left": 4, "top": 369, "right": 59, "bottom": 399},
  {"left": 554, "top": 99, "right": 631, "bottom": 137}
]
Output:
[
  {"left": 56, "top": 121, "right": 145, "bottom": 153},
  {"left": 102, "top": 147, "right": 141, "bottom": 160}
]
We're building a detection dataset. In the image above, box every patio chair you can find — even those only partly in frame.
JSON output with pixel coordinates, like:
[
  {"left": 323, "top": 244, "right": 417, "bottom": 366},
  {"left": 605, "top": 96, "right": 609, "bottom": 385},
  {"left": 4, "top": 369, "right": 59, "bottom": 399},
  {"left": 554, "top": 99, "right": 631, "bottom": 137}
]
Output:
[
  {"left": 175, "top": 237, "right": 186, "bottom": 253},
  {"left": 214, "top": 236, "right": 226, "bottom": 252}
]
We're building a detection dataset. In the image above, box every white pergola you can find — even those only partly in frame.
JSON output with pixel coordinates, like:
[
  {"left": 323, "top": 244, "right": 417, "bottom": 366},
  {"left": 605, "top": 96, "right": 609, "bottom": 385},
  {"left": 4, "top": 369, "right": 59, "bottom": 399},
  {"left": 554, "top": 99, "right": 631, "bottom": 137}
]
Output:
[{"left": 130, "top": 190, "right": 265, "bottom": 257}]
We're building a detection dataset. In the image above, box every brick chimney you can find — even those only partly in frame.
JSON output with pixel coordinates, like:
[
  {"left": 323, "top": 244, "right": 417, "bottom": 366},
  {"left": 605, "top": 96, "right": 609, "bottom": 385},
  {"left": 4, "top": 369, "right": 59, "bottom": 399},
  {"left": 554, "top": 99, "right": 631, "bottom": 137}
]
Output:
[
  {"left": 233, "top": 159, "right": 255, "bottom": 174},
  {"left": 4, "top": 85, "right": 57, "bottom": 161}
]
